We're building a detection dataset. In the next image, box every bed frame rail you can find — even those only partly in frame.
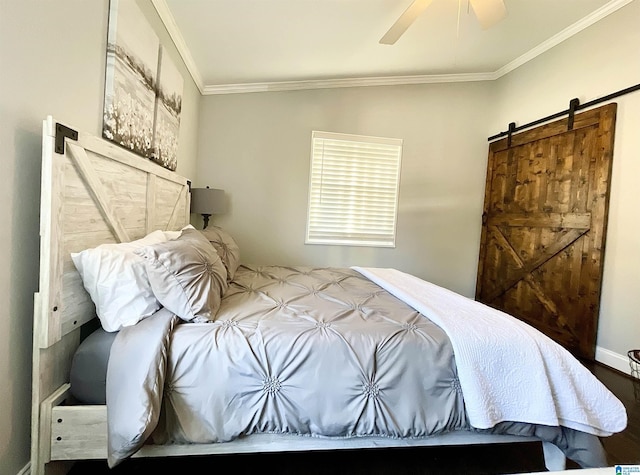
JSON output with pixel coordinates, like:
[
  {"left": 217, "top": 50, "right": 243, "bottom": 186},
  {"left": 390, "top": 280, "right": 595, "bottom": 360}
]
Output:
[{"left": 41, "top": 385, "right": 566, "bottom": 471}]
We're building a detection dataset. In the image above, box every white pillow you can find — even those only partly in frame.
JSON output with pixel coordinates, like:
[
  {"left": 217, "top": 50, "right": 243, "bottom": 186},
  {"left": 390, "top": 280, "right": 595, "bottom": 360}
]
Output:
[
  {"left": 71, "top": 230, "right": 169, "bottom": 332},
  {"left": 163, "top": 223, "right": 195, "bottom": 241}
]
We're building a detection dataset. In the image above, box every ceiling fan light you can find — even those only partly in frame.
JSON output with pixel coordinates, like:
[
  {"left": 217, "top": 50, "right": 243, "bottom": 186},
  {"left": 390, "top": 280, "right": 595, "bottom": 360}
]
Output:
[{"left": 469, "top": 0, "right": 507, "bottom": 30}]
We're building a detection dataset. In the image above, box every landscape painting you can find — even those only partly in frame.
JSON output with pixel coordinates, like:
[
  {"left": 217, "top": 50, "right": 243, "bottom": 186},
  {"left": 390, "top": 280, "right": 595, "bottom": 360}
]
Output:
[
  {"left": 102, "top": 0, "right": 183, "bottom": 170},
  {"left": 151, "top": 48, "right": 183, "bottom": 171}
]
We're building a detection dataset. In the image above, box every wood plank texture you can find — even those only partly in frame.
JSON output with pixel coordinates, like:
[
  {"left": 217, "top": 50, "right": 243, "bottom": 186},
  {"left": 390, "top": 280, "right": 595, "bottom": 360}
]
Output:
[
  {"left": 67, "top": 143, "right": 131, "bottom": 243},
  {"left": 31, "top": 116, "right": 191, "bottom": 475},
  {"left": 46, "top": 402, "right": 555, "bottom": 463},
  {"left": 51, "top": 406, "right": 108, "bottom": 460},
  {"left": 476, "top": 104, "right": 617, "bottom": 359}
]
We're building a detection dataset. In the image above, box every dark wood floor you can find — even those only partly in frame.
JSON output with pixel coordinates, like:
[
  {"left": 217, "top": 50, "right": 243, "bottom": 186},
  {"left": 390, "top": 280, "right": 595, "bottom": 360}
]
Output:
[
  {"left": 68, "top": 361, "right": 639, "bottom": 474},
  {"left": 580, "top": 361, "right": 640, "bottom": 468}
]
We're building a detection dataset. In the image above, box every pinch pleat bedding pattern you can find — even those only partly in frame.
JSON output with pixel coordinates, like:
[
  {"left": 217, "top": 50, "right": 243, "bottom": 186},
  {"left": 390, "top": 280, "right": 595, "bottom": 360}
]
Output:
[
  {"left": 156, "top": 266, "right": 466, "bottom": 444},
  {"left": 106, "top": 265, "right": 620, "bottom": 469}
]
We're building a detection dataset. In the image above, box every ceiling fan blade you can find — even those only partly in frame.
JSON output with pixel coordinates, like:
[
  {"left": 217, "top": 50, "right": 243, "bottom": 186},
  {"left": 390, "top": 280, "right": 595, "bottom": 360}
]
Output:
[
  {"left": 469, "top": 0, "right": 506, "bottom": 29},
  {"left": 379, "top": 0, "right": 435, "bottom": 45}
]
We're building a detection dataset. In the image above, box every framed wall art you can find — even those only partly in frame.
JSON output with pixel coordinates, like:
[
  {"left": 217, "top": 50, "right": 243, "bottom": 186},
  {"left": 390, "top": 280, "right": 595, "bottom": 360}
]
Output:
[{"left": 102, "top": 0, "right": 183, "bottom": 171}]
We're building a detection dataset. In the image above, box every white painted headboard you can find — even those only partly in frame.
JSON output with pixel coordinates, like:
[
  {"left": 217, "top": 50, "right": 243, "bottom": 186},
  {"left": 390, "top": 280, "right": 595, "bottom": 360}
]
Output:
[
  {"left": 31, "top": 117, "right": 191, "bottom": 473},
  {"left": 34, "top": 116, "right": 191, "bottom": 349}
]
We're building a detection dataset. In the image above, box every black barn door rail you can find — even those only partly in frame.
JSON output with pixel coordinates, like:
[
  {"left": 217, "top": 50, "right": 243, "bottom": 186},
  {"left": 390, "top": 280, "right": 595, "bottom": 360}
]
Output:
[{"left": 488, "top": 83, "right": 640, "bottom": 143}]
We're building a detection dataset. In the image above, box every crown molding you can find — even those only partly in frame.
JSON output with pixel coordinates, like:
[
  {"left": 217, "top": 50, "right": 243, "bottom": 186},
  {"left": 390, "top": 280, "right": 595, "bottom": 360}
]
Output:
[
  {"left": 201, "top": 72, "right": 499, "bottom": 95},
  {"left": 151, "top": 0, "right": 205, "bottom": 94},
  {"left": 493, "top": 0, "right": 634, "bottom": 79},
  {"left": 154, "top": 0, "right": 633, "bottom": 96}
]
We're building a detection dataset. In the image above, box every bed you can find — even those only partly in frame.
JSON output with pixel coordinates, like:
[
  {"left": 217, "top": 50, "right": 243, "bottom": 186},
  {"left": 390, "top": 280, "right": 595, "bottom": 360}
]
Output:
[{"left": 30, "top": 116, "right": 627, "bottom": 475}]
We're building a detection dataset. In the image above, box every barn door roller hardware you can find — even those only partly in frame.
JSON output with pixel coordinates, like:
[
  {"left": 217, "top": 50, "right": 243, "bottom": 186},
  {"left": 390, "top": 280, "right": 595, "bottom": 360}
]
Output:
[
  {"left": 507, "top": 122, "right": 516, "bottom": 147},
  {"left": 55, "top": 122, "right": 78, "bottom": 154},
  {"left": 567, "top": 98, "right": 580, "bottom": 131},
  {"left": 489, "top": 82, "right": 640, "bottom": 143}
]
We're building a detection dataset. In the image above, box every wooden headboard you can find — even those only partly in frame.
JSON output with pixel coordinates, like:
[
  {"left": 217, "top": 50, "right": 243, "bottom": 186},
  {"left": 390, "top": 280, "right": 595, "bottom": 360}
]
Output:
[
  {"left": 31, "top": 117, "right": 191, "bottom": 472},
  {"left": 34, "top": 116, "right": 191, "bottom": 349}
]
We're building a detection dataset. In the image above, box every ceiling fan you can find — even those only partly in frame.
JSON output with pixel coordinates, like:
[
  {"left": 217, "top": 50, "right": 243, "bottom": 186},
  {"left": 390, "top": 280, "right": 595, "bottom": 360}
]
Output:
[{"left": 379, "top": 0, "right": 507, "bottom": 45}]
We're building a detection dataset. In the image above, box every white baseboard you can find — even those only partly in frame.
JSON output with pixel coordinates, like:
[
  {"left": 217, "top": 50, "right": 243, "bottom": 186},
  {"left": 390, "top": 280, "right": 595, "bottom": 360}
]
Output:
[
  {"left": 596, "top": 346, "right": 636, "bottom": 377},
  {"left": 17, "top": 461, "right": 30, "bottom": 475}
]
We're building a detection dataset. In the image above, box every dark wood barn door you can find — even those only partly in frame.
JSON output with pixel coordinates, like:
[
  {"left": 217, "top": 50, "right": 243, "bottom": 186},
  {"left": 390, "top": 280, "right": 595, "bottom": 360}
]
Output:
[{"left": 475, "top": 104, "right": 617, "bottom": 360}]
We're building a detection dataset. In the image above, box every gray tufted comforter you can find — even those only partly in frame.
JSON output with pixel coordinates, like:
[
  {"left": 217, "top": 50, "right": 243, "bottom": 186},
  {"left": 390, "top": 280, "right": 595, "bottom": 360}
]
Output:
[{"left": 106, "top": 266, "right": 617, "bottom": 468}]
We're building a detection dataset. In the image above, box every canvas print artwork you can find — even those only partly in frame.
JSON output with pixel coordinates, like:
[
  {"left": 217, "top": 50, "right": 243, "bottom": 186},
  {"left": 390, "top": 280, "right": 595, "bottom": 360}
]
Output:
[
  {"left": 102, "top": 0, "right": 183, "bottom": 170},
  {"left": 152, "top": 48, "right": 183, "bottom": 170}
]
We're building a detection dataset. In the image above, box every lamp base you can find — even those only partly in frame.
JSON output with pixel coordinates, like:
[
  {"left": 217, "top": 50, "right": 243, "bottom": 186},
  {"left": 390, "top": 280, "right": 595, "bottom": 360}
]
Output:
[{"left": 202, "top": 214, "right": 212, "bottom": 230}]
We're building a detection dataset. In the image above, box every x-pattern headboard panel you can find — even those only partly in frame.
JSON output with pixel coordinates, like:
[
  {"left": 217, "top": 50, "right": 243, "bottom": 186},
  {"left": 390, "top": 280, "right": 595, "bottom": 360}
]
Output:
[{"left": 35, "top": 116, "right": 191, "bottom": 349}]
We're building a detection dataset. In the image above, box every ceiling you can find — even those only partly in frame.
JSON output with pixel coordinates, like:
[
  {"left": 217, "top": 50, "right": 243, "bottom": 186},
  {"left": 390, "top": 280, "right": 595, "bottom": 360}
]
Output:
[{"left": 152, "top": 0, "right": 630, "bottom": 95}]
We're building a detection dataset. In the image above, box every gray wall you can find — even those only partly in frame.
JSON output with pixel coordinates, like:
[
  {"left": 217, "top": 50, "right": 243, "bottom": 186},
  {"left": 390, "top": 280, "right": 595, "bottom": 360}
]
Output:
[
  {"left": 195, "top": 1, "right": 639, "bottom": 374},
  {"left": 196, "top": 82, "right": 494, "bottom": 296},
  {"left": 0, "top": 1, "right": 199, "bottom": 474}
]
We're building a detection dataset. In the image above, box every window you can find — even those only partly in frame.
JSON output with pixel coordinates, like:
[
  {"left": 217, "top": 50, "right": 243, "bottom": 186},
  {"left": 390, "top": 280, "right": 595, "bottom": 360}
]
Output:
[{"left": 306, "top": 131, "right": 403, "bottom": 247}]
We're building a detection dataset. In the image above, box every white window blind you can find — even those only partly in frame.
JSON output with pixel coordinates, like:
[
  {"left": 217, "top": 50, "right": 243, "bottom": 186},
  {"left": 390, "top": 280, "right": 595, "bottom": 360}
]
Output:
[{"left": 306, "top": 131, "right": 402, "bottom": 247}]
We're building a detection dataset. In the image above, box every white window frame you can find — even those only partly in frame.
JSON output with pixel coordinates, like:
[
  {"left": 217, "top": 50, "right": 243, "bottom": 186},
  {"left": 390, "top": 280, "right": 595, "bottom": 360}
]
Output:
[{"left": 305, "top": 131, "right": 403, "bottom": 248}]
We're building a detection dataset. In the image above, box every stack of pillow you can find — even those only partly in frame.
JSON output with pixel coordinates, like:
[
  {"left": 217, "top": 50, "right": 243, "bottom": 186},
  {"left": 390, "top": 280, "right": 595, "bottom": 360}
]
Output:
[{"left": 71, "top": 225, "right": 240, "bottom": 332}]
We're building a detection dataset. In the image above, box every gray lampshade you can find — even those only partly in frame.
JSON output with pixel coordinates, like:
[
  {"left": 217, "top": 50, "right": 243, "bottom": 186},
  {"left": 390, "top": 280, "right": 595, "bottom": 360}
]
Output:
[{"left": 191, "top": 187, "right": 226, "bottom": 215}]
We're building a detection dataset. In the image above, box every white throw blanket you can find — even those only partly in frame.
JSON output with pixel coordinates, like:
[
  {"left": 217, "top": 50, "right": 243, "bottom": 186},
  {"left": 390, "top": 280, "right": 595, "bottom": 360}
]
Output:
[{"left": 353, "top": 267, "right": 627, "bottom": 437}]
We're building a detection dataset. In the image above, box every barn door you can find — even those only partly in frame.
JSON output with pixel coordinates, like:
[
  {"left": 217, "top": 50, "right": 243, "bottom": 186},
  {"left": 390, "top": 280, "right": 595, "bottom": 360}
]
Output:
[{"left": 475, "top": 103, "right": 617, "bottom": 360}]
